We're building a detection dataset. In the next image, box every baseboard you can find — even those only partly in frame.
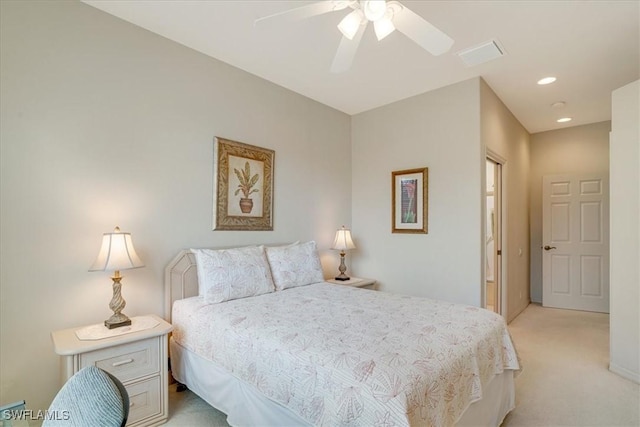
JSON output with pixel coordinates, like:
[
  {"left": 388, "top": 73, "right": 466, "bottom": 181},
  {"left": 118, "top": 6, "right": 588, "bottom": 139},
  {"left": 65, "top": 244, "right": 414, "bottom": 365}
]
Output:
[{"left": 609, "top": 362, "right": 640, "bottom": 384}]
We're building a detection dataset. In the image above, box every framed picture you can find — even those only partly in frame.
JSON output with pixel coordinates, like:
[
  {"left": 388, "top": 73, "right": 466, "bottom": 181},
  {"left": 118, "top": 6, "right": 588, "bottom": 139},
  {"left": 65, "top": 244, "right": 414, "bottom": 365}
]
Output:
[
  {"left": 213, "top": 137, "right": 274, "bottom": 231},
  {"left": 392, "top": 167, "right": 428, "bottom": 234}
]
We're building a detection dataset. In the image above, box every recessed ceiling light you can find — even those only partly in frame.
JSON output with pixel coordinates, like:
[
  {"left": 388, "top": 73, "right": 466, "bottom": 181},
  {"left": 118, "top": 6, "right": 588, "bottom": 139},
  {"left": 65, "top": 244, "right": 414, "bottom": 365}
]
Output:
[
  {"left": 538, "top": 77, "right": 557, "bottom": 85},
  {"left": 557, "top": 117, "right": 572, "bottom": 123}
]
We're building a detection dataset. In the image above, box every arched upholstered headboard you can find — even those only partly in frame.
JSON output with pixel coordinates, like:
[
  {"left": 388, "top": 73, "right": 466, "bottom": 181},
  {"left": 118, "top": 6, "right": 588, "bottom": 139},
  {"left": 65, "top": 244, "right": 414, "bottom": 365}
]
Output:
[
  {"left": 164, "top": 243, "right": 330, "bottom": 321},
  {"left": 164, "top": 250, "right": 198, "bottom": 322}
]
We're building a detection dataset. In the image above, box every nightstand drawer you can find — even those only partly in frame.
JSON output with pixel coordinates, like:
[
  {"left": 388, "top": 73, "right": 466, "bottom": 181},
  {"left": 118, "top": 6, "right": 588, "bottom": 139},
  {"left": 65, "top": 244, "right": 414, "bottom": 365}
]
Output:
[
  {"left": 80, "top": 337, "right": 160, "bottom": 383},
  {"left": 127, "top": 376, "right": 161, "bottom": 425}
]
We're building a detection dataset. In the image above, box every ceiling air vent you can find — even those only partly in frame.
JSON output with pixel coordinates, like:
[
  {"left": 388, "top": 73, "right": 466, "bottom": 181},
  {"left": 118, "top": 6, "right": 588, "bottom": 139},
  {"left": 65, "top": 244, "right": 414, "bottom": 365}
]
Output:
[{"left": 456, "top": 40, "right": 505, "bottom": 67}]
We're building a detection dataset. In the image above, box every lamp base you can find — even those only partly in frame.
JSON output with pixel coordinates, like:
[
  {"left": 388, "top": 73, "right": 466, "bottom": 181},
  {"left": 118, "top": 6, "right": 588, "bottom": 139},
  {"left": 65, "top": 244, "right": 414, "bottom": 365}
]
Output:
[
  {"left": 104, "top": 313, "right": 131, "bottom": 329},
  {"left": 335, "top": 251, "right": 350, "bottom": 281},
  {"left": 105, "top": 273, "right": 131, "bottom": 329}
]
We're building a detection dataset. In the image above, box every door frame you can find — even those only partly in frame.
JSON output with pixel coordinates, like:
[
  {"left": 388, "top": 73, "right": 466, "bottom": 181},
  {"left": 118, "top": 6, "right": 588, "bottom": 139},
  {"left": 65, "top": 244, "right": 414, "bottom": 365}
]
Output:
[{"left": 485, "top": 149, "right": 507, "bottom": 317}]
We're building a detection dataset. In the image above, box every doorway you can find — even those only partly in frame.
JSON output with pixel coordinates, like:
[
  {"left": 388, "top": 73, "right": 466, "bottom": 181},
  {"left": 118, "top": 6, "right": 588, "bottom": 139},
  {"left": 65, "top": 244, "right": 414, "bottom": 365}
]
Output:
[{"left": 485, "top": 158, "right": 502, "bottom": 314}]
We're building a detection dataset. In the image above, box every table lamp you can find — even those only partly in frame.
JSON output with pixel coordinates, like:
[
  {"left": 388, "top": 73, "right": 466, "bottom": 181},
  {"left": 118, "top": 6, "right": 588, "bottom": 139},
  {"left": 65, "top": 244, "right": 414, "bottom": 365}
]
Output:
[
  {"left": 89, "top": 226, "right": 144, "bottom": 329},
  {"left": 332, "top": 225, "right": 356, "bottom": 281}
]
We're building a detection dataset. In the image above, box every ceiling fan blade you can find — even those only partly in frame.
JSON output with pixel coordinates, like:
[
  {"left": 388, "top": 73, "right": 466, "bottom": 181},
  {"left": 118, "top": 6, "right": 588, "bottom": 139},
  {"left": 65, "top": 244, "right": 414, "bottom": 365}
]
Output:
[
  {"left": 389, "top": 1, "right": 454, "bottom": 56},
  {"left": 255, "top": 1, "right": 352, "bottom": 25},
  {"left": 330, "top": 22, "right": 367, "bottom": 73}
]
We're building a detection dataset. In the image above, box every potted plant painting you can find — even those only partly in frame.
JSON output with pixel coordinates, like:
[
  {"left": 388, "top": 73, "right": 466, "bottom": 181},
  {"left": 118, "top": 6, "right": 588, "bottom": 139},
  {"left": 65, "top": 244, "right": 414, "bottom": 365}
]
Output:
[{"left": 234, "top": 161, "right": 260, "bottom": 214}]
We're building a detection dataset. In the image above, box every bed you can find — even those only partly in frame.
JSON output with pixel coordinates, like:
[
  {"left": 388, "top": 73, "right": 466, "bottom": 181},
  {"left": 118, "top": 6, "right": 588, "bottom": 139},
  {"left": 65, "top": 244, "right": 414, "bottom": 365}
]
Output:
[{"left": 165, "top": 243, "right": 520, "bottom": 426}]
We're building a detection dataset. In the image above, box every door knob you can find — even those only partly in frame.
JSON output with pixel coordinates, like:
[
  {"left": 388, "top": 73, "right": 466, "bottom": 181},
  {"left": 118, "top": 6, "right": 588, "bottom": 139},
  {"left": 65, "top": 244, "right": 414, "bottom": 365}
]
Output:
[{"left": 543, "top": 245, "right": 557, "bottom": 251}]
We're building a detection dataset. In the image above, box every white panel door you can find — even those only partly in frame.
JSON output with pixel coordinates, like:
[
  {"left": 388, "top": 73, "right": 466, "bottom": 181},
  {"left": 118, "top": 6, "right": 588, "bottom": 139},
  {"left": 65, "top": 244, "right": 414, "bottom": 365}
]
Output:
[{"left": 542, "top": 173, "right": 609, "bottom": 312}]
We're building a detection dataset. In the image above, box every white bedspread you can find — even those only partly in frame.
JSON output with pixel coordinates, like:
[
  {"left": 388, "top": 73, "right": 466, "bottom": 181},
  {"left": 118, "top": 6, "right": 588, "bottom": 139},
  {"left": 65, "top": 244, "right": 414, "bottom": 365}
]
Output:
[{"left": 172, "top": 282, "right": 519, "bottom": 427}]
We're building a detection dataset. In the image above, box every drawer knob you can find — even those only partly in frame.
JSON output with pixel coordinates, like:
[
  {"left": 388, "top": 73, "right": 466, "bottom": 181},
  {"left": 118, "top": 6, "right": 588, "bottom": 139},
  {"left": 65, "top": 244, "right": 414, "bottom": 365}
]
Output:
[{"left": 112, "top": 358, "right": 134, "bottom": 367}]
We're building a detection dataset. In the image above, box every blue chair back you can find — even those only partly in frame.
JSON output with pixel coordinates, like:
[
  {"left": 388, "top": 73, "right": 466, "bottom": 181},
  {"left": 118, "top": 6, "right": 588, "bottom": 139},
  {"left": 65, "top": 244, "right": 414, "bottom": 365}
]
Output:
[{"left": 43, "top": 366, "right": 128, "bottom": 427}]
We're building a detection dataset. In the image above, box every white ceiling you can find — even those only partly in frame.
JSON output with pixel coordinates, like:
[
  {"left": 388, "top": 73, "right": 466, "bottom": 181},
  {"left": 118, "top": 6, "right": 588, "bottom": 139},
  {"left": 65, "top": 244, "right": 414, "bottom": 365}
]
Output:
[{"left": 83, "top": 0, "right": 639, "bottom": 133}]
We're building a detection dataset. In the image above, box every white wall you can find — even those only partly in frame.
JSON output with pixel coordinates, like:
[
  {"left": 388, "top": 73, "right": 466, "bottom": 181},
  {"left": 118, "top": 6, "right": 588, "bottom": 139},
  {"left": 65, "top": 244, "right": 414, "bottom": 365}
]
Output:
[
  {"left": 609, "top": 80, "right": 640, "bottom": 383},
  {"left": 0, "top": 1, "right": 351, "bottom": 412},
  {"left": 351, "top": 78, "right": 483, "bottom": 305},
  {"left": 529, "top": 122, "right": 611, "bottom": 303},
  {"left": 350, "top": 77, "right": 531, "bottom": 319},
  {"left": 480, "top": 80, "right": 531, "bottom": 322}
]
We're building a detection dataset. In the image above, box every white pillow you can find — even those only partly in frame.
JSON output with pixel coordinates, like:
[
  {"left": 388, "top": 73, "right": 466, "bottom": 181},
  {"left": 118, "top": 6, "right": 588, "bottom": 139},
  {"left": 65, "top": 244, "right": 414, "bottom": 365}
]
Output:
[
  {"left": 265, "top": 241, "right": 324, "bottom": 291},
  {"left": 191, "top": 246, "right": 275, "bottom": 303}
]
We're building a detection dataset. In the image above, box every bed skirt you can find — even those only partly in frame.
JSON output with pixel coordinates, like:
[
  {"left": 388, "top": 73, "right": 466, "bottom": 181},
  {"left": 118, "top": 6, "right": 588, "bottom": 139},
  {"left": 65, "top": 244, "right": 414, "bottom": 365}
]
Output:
[{"left": 170, "top": 338, "right": 515, "bottom": 426}]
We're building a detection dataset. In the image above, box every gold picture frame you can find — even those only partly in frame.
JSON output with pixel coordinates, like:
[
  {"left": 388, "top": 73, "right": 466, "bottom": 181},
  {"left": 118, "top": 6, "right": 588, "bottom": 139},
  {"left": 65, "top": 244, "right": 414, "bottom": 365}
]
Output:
[
  {"left": 392, "top": 167, "right": 428, "bottom": 234},
  {"left": 213, "top": 137, "right": 274, "bottom": 231}
]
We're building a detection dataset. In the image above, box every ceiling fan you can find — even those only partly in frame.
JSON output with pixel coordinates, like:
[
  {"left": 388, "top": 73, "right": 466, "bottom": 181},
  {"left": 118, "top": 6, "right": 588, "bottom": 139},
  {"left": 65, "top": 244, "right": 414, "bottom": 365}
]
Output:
[{"left": 255, "top": 0, "right": 454, "bottom": 73}]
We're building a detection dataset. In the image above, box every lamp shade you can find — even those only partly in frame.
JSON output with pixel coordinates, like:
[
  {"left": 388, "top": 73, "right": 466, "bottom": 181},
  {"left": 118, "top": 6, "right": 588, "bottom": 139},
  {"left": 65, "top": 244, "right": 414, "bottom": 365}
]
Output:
[
  {"left": 89, "top": 227, "right": 144, "bottom": 272},
  {"left": 337, "top": 9, "right": 364, "bottom": 40},
  {"left": 374, "top": 16, "right": 395, "bottom": 40},
  {"left": 332, "top": 226, "right": 356, "bottom": 251}
]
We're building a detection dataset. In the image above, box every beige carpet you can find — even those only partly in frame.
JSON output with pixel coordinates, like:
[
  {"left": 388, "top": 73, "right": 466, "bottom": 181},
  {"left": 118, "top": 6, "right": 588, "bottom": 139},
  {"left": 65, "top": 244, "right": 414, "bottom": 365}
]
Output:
[
  {"left": 503, "top": 304, "right": 639, "bottom": 427},
  {"left": 166, "top": 382, "right": 229, "bottom": 426},
  {"left": 166, "top": 303, "right": 640, "bottom": 426}
]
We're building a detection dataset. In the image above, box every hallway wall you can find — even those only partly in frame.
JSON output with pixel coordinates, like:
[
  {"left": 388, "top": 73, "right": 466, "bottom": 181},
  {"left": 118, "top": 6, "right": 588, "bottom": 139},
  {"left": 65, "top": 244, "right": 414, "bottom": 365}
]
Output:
[{"left": 480, "top": 80, "right": 531, "bottom": 323}]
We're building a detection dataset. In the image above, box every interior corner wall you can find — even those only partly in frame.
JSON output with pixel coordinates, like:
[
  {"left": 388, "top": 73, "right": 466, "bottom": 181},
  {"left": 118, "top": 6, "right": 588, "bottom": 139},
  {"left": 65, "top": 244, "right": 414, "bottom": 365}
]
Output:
[
  {"left": 610, "top": 80, "right": 640, "bottom": 383},
  {"left": 0, "top": 1, "right": 351, "bottom": 412},
  {"left": 351, "top": 78, "right": 482, "bottom": 305},
  {"left": 479, "top": 79, "right": 531, "bottom": 323},
  {"left": 529, "top": 121, "right": 611, "bottom": 304}
]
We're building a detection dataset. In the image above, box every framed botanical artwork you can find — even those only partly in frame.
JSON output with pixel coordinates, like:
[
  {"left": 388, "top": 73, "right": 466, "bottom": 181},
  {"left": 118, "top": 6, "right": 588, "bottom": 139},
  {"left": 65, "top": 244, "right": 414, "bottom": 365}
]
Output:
[
  {"left": 392, "top": 167, "right": 428, "bottom": 234},
  {"left": 213, "top": 137, "right": 274, "bottom": 231}
]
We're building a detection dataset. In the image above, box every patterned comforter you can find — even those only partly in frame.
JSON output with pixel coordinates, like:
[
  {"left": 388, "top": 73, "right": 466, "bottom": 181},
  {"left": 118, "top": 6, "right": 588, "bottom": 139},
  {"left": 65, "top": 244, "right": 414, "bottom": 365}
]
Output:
[{"left": 172, "top": 282, "right": 520, "bottom": 426}]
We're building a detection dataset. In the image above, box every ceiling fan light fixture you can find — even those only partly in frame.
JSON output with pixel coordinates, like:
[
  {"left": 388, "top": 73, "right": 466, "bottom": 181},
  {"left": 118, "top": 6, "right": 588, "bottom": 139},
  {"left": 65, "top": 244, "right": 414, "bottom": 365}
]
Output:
[
  {"left": 338, "top": 9, "right": 364, "bottom": 40},
  {"left": 362, "top": 0, "right": 387, "bottom": 22},
  {"left": 374, "top": 16, "right": 395, "bottom": 40}
]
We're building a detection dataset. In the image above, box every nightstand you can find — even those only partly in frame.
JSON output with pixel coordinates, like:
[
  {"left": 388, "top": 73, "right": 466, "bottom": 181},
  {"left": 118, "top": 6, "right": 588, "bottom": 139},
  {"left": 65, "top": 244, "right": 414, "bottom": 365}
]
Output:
[
  {"left": 51, "top": 315, "right": 173, "bottom": 427},
  {"left": 327, "top": 277, "right": 377, "bottom": 290}
]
